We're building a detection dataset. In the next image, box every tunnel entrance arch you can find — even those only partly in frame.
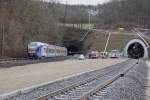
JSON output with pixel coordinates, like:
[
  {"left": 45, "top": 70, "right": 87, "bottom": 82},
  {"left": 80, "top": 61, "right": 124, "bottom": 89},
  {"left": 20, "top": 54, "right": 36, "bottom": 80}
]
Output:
[
  {"left": 127, "top": 42, "right": 144, "bottom": 59},
  {"left": 63, "top": 40, "right": 83, "bottom": 55},
  {"left": 67, "top": 45, "right": 80, "bottom": 55},
  {"left": 124, "top": 39, "right": 148, "bottom": 59}
]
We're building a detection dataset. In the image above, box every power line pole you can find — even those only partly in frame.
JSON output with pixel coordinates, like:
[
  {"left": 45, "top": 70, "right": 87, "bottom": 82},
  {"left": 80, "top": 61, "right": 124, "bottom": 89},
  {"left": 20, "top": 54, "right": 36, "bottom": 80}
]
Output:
[
  {"left": 88, "top": 11, "right": 91, "bottom": 29},
  {"left": 103, "top": 32, "right": 111, "bottom": 53}
]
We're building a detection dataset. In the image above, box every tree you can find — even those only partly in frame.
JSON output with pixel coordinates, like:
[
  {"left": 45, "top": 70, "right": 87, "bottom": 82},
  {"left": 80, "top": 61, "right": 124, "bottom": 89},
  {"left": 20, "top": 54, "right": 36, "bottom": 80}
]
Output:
[
  {"left": 97, "top": 0, "right": 150, "bottom": 29},
  {"left": 0, "top": 0, "right": 63, "bottom": 57}
]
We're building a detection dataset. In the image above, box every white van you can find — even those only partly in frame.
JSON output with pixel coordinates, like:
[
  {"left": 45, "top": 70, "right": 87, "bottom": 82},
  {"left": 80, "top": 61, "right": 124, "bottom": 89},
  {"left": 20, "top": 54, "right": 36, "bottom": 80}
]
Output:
[{"left": 110, "top": 50, "right": 119, "bottom": 58}]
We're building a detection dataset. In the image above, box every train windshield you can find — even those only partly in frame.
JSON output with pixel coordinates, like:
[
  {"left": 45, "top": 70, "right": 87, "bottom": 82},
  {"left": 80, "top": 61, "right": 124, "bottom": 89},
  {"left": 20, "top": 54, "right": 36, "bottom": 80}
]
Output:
[{"left": 29, "top": 43, "right": 37, "bottom": 47}]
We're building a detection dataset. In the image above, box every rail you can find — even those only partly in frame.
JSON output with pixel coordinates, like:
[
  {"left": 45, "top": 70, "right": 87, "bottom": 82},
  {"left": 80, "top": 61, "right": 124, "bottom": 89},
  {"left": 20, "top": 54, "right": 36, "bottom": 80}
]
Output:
[
  {"left": 34, "top": 59, "right": 138, "bottom": 100},
  {"left": 78, "top": 60, "right": 138, "bottom": 100}
]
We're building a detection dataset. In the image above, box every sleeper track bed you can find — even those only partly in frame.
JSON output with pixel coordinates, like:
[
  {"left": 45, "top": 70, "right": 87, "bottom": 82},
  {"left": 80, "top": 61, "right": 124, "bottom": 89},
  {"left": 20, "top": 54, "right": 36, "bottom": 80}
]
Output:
[{"left": 35, "top": 59, "right": 139, "bottom": 100}]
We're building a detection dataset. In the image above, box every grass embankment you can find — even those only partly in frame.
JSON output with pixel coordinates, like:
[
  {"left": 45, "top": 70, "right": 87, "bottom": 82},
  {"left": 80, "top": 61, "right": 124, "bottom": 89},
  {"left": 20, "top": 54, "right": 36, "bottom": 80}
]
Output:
[{"left": 83, "top": 32, "right": 135, "bottom": 52}]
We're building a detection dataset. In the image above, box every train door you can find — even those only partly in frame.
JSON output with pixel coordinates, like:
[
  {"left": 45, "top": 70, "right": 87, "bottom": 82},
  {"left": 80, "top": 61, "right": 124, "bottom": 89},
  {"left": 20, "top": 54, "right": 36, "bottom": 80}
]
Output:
[{"left": 41, "top": 46, "right": 47, "bottom": 58}]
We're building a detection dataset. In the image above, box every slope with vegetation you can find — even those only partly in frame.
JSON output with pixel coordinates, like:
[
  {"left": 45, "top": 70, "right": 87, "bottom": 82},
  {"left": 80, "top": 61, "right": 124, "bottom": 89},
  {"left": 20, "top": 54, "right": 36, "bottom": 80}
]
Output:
[
  {"left": 0, "top": 0, "right": 149, "bottom": 58},
  {"left": 97, "top": 0, "right": 150, "bottom": 29},
  {"left": 0, "top": 0, "right": 63, "bottom": 57},
  {"left": 0, "top": 0, "right": 96, "bottom": 58},
  {"left": 82, "top": 31, "right": 135, "bottom": 53}
]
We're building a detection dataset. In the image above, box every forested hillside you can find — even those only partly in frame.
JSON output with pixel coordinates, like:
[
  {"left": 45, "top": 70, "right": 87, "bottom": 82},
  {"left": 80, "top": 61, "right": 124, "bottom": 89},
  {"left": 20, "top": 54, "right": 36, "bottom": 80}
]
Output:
[
  {"left": 97, "top": 0, "right": 150, "bottom": 29},
  {"left": 0, "top": 0, "right": 95, "bottom": 57},
  {"left": 0, "top": 0, "right": 65, "bottom": 57},
  {"left": 0, "top": 0, "right": 150, "bottom": 57},
  {"left": 59, "top": 5, "right": 96, "bottom": 24}
]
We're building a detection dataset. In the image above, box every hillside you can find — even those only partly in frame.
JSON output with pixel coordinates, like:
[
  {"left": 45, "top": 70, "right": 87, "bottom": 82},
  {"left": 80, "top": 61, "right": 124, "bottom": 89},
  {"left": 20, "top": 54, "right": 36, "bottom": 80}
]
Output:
[
  {"left": 82, "top": 31, "right": 135, "bottom": 53},
  {"left": 0, "top": 0, "right": 96, "bottom": 58}
]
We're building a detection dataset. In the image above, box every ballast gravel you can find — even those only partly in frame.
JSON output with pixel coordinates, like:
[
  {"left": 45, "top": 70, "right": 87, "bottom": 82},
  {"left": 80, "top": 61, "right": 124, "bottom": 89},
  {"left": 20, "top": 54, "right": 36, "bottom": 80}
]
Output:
[
  {"left": 91, "top": 60, "right": 147, "bottom": 100},
  {"left": 0, "top": 59, "right": 147, "bottom": 100},
  {"left": 0, "top": 59, "right": 129, "bottom": 100}
]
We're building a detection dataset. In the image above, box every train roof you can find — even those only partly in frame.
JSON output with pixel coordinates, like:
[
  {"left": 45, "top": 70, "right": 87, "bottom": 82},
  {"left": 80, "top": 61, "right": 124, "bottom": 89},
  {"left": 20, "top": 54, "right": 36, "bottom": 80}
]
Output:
[
  {"left": 29, "top": 42, "right": 67, "bottom": 49},
  {"left": 29, "top": 42, "right": 49, "bottom": 46}
]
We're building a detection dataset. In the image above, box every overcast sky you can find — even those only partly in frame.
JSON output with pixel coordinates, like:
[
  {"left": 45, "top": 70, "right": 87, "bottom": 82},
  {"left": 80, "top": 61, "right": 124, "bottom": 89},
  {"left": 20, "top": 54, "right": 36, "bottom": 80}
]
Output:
[
  {"left": 59, "top": 0, "right": 110, "bottom": 5},
  {"left": 46, "top": 0, "right": 110, "bottom": 5}
]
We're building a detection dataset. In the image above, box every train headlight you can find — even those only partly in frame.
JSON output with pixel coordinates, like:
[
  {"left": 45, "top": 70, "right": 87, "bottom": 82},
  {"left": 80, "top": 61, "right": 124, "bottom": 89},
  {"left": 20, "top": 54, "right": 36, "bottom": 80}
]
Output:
[{"left": 28, "top": 48, "right": 36, "bottom": 53}]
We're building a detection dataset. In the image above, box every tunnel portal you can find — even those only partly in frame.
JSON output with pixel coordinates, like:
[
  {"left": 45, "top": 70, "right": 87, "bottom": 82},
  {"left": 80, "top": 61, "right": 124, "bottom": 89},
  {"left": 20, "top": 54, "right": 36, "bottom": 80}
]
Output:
[
  {"left": 127, "top": 42, "right": 144, "bottom": 59},
  {"left": 67, "top": 45, "right": 80, "bottom": 55},
  {"left": 124, "top": 39, "right": 149, "bottom": 59},
  {"left": 63, "top": 40, "right": 83, "bottom": 55}
]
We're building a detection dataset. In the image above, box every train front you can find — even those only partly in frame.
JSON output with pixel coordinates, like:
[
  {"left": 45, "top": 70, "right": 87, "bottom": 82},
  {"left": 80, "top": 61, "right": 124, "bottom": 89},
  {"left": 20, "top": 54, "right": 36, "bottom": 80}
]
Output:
[{"left": 28, "top": 42, "right": 41, "bottom": 58}]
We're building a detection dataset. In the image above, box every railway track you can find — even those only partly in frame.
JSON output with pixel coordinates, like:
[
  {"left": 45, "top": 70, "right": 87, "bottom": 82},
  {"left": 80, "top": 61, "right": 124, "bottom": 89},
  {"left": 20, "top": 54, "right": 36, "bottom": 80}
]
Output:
[
  {"left": 34, "top": 59, "right": 139, "bottom": 100},
  {"left": 0, "top": 56, "right": 70, "bottom": 67}
]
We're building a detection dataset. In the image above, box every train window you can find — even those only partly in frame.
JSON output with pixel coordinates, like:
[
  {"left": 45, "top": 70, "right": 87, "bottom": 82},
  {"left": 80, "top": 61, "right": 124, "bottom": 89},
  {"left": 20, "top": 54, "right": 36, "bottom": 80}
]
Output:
[
  {"left": 46, "top": 48, "right": 48, "bottom": 53},
  {"left": 44, "top": 48, "right": 47, "bottom": 53},
  {"left": 49, "top": 49, "right": 50, "bottom": 53},
  {"left": 42, "top": 48, "right": 45, "bottom": 53},
  {"left": 52, "top": 49, "right": 55, "bottom": 53},
  {"left": 30, "top": 43, "right": 37, "bottom": 47}
]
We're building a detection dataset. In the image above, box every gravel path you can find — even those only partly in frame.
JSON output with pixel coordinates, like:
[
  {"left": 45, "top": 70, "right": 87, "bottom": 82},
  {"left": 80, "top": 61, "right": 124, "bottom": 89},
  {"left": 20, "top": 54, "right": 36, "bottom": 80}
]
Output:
[
  {"left": 0, "top": 58, "right": 126, "bottom": 94},
  {"left": 146, "top": 61, "right": 150, "bottom": 99}
]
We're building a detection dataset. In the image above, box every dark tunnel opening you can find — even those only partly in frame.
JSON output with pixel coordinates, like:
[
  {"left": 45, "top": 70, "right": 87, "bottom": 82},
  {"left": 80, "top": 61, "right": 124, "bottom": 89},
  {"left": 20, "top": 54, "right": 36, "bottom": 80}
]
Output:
[
  {"left": 127, "top": 42, "right": 144, "bottom": 59},
  {"left": 67, "top": 45, "right": 80, "bottom": 55}
]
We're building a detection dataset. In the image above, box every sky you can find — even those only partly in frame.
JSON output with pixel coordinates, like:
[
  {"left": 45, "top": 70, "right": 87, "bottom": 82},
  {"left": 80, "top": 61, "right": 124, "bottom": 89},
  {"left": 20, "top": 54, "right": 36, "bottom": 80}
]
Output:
[
  {"left": 59, "top": 0, "right": 110, "bottom": 5},
  {"left": 46, "top": 0, "right": 111, "bottom": 5}
]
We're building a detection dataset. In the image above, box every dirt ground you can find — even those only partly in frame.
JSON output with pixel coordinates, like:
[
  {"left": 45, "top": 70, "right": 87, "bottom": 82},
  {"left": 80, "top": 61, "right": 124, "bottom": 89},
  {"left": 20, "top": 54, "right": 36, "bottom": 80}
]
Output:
[{"left": 0, "top": 58, "right": 126, "bottom": 94}]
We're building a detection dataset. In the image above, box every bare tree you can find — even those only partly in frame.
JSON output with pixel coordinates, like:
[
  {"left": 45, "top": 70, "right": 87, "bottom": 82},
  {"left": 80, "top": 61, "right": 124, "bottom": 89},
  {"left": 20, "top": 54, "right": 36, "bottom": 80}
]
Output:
[{"left": 0, "top": 0, "right": 63, "bottom": 57}]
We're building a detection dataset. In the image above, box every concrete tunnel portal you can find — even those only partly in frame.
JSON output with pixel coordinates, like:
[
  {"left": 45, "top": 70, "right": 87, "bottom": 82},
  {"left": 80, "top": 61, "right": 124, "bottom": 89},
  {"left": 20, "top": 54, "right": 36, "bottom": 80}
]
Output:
[
  {"left": 67, "top": 45, "right": 80, "bottom": 55},
  {"left": 124, "top": 39, "right": 149, "bottom": 59},
  {"left": 65, "top": 40, "right": 83, "bottom": 55}
]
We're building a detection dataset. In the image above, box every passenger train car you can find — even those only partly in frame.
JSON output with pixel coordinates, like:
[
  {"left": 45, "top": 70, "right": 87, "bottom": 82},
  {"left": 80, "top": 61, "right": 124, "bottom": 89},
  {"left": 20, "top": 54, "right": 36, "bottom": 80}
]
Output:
[{"left": 28, "top": 42, "right": 67, "bottom": 59}]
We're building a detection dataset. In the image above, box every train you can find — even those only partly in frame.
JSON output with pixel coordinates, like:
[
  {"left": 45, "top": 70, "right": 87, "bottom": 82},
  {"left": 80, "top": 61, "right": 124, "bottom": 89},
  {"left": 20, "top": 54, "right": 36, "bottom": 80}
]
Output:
[{"left": 28, "top": 42, "right": 67, "bottom": 59}]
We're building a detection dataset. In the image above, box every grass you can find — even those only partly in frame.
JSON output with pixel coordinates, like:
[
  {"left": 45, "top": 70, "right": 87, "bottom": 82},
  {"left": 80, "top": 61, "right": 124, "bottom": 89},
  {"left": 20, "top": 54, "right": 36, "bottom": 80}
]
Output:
[{"left": 83, "top": 32, "right": 135, "bottom": 52}]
